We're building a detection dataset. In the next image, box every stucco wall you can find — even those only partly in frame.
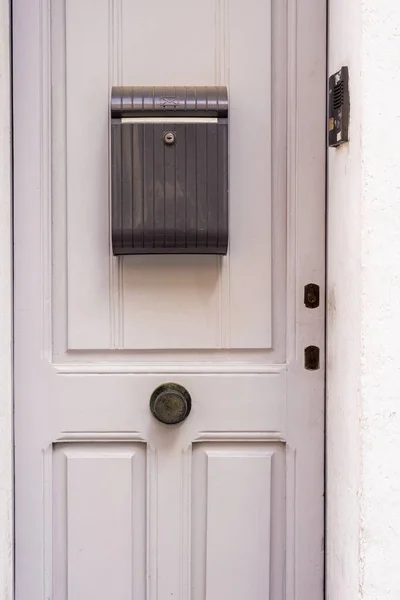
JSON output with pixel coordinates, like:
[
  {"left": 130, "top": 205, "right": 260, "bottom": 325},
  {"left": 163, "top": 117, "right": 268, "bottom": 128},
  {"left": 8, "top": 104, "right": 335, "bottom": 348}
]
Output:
[
  {"left": 361, "top": 2, "right": 400, "bottom": 597},
  {"left": 328, "top": 1, "right": 400, "bottom": 598},
  {"left": 327, "top": 0, "right": 362, "bottom": 596}
]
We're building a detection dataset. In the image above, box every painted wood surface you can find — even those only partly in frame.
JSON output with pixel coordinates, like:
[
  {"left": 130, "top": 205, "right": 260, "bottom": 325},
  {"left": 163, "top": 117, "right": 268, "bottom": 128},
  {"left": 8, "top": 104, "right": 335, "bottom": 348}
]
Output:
[{"left": 13, "top": 0, "right": 326, "bottom": 599}]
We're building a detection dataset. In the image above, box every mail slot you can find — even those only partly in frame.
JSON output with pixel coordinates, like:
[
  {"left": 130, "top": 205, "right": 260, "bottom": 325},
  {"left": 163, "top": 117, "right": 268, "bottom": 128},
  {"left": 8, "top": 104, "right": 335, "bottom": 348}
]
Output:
[{"left": 111, "top": 86, "right": 228, "bottom": 255}]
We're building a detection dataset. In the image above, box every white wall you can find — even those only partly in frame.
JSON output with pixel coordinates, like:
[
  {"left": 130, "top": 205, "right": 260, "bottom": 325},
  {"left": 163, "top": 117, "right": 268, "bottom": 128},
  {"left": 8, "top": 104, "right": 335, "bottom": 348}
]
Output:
[
  {"left": 0, "top": 0, "right": 12, "bottom": 599},
  {"left": 361, "top": 2, "right": 400, "bottom": 597},
  {"left": 327, "top": 0, "right": 362, "bottom": 596},
  {"left": 328, "top": 1, "right": 400, "bottom": 598}
]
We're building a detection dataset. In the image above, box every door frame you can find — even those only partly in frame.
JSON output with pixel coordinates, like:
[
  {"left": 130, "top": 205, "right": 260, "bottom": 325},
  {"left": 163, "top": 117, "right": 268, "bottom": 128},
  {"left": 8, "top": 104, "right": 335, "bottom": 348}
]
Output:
[
  {"left": 0, "top": 0, "right": 13, "bottom": 597},
  {"left": 0, "top": 0, "right": 327, "bottom": 598}
]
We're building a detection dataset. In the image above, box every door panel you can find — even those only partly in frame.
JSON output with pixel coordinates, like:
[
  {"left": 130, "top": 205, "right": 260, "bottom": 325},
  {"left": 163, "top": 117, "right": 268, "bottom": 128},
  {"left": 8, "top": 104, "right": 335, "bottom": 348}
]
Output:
[
  {"left": 13, "top": 0, "right": 326, "bottom": 599},
  {"left": 61, "top": 0, "right": 272, "bottom": 351},
  {"left": 191, "top": 443, "right": 285, "bottom": 600},
  {"left": 52, "top": 443, "right": 147, "bottom": 600}
]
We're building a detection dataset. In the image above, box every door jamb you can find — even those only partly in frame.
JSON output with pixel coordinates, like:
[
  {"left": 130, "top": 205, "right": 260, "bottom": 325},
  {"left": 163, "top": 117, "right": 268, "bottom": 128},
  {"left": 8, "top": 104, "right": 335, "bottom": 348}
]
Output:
[{"left": 0, "top": 0, "right": 14, "bottom": 598}]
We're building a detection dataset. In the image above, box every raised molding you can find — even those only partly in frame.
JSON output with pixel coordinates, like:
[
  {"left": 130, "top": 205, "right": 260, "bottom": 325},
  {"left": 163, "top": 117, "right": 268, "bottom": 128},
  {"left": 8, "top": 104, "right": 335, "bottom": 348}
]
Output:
[
  {"left": 43, "top": 444, "right": 53, "bottom": 600},
  {"left": 54, "top": 362, "right": 287, "bottom": 375},
  {"left": 216, "top": 0, "right": 231, "bottom": 349},
  {"left": 285, "top": 443, "right": 296, "bottom": 600},
  {"left": 181, "top": 446, "right": 192, "bottom": 600},
  {"left": 56, "top": 431, "right": 146, "bottom": 443},
  {"left": 41, "top": 0, "right": 53, "bottom": 361},
  {"left": 146, "top": 445, "right": 158, "bottom": 600},
  {"left": 108, "top": 0, "right": 123, "bottom": 349},
  {"left": 195, "top": 431, "right": 286, "bottom": 443},
  {"left": 286, "top": 0, "right": 298, "bottom": 364},
  {"left": 56, "top": 430, "right": 286, "bottom": 444}
]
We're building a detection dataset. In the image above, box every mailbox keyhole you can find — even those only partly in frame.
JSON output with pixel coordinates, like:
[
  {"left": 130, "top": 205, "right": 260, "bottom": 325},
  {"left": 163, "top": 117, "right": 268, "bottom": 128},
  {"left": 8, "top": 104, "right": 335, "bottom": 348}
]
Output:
[{"left": 163, "top": 131, "right": 176, "bottom": 146}]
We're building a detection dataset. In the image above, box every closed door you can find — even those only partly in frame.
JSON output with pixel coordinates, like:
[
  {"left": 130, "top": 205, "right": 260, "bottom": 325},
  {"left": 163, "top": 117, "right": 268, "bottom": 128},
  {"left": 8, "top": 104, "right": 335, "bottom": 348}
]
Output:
[{"left": 13, "top": 1, "right": 326, "bottom": 599}]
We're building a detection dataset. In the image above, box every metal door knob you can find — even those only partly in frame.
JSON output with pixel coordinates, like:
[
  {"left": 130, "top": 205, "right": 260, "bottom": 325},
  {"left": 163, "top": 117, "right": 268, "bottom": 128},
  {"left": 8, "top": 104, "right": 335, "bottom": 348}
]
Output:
[{"left": 150, "top": 383, "right": 192, "bottom": 425}]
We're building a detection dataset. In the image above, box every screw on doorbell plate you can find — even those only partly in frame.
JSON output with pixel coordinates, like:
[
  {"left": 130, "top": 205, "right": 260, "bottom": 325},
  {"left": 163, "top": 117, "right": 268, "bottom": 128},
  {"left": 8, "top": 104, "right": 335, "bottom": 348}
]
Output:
[{"left": 163, "top": 131, "right": 176, "bottom": 146}]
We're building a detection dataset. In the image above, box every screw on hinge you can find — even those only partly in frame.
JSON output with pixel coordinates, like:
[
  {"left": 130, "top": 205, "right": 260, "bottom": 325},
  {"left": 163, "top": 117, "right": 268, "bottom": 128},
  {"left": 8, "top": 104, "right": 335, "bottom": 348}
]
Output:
[
  {"left": 304, "top": 283, "right": 320, "bottom": 309},
  {"left": 305, "top": 346, "right": 320, "bottom": 371}
]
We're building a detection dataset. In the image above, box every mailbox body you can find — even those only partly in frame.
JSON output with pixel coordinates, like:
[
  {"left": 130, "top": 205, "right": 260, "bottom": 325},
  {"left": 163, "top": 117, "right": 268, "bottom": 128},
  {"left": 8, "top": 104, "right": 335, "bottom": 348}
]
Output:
[{"left": 111, "top": 86, "right": 229, "bottom": 255}]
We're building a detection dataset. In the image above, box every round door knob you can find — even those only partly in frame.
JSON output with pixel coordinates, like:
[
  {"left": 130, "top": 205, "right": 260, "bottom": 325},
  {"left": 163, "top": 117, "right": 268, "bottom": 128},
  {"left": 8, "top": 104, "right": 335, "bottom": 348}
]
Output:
[{"left": 150, "top": 383, "right": 191, "bottom": 425}]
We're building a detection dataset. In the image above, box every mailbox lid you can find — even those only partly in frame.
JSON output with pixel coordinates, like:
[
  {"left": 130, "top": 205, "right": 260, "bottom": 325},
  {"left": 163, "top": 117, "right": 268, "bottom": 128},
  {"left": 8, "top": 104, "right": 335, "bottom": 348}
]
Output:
[{"left": 111, "top": 86, "right": 228, "bottom": 118}]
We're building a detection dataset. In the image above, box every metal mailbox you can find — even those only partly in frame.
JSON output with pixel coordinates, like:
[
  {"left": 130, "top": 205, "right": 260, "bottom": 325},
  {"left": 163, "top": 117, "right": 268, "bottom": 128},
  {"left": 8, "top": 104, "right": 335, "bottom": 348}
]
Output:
[{"left": 111, "top": 86, "right": 228, "bottom": 255}]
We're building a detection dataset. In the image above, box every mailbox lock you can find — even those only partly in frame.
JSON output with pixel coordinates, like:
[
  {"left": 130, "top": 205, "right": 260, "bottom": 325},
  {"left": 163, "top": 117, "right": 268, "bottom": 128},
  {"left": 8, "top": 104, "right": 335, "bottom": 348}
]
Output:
[{"left": 163, "top": 131, "right": 176, "bottom": 146}]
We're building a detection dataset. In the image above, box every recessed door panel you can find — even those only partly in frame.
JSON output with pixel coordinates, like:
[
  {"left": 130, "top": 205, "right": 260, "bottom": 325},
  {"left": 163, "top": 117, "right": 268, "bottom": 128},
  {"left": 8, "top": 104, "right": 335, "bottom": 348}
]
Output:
[{"left": 59, "top": 0, "right": 272, "bottom": 351}]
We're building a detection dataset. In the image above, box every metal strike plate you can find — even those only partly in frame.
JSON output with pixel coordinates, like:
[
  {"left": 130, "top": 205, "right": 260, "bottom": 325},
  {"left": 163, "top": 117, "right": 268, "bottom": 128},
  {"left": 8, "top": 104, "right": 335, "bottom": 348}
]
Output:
[
  {"left": 304, "top": 283, "right": 320, "bottom": 309},
  {"left": 305, "top": 346, "right": 320, "bottom": 371}
]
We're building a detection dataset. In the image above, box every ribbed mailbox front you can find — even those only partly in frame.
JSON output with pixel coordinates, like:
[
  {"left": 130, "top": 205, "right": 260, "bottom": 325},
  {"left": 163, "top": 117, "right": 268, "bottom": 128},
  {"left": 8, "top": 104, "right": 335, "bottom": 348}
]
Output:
[{"left": 111, "top": 86, "right": 228, "bottom": 255}]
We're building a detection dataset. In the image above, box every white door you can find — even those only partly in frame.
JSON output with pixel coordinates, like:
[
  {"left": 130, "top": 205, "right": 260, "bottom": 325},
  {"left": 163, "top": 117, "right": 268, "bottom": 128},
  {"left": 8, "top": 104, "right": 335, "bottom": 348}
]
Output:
[{"left": 13, "top": 1, "right": 326, "bottom": 599}]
